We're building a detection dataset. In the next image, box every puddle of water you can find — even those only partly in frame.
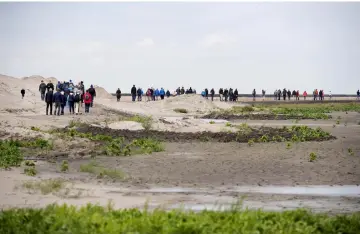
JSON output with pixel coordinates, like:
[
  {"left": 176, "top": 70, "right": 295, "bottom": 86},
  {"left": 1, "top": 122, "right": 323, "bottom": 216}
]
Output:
[{"left": 137, "top": 185, "right": 360, "bottom": 197}]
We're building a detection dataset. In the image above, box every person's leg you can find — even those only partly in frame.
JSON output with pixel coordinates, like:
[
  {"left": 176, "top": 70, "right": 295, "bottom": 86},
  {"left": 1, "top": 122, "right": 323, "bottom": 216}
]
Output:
[
  {"left": 57, "top": 103, "right": 61, "bottom": 116},
  {"left": 49, "top": 102, "right": 53, "bottom": 115},
  {"left": 46, "top": 102, "right": 49, "bottom": 115}
]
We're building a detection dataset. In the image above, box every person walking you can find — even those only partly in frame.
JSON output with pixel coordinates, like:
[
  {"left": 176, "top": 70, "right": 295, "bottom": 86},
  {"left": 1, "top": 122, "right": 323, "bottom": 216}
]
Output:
[
  {"left": 53, "top": 89, "right": 62, "bottom": 116},
  {"left": 20, "top": 89, "right": 25, "bottom": 99},
  {"left": 88, "top": 85, "right": 96, "bottom": 107},
  {"left": 131, "top": 85, "right": 136, "bottom": 102},
  {"left": 68, "top": 92, "right": 75, "bottom": 114},
  {"left": 252, "top": 89, "right": 256, "bottom": 101},
  {"left": 159, "top": 88, "right": 165, "bottom": 100},
  {"left": 357, "top": 89, "right": 360, "bottom": 100},
  {"left": 303, "top": 91, "right": 307, "bottom": 100},
  {"left": 83, "top": 90, "right": 92, "bottom": 113},
  {"left": 116, "top": 88, "right": 121, "bottom": 102},
  {"left": 45, "top": 88, "right": 53, "bottom": 115},
  {"left": 60, "top": 91, "right": 66, "bottom": 115},
  {"left": 39, "top": 80, "right": 47, "bottom": 101},
  {"left": 210, "top": 88, "right": 215, "bottom": 101},
  {"left": 74, "top": 91, "right": 81, "bottom": 115}
]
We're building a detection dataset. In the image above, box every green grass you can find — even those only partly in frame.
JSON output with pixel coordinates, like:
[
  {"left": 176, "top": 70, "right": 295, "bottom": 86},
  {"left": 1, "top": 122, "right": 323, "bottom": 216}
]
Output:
[
  {"left": 309, "top": 152, "right": 317, "bottom": 162},
  {"left": 0, "top": 140, "right": 23, "bottom": 168},
  {"left": 24, "top": 167, "right": 37, "bottom": 176},
  {"left": 21, "top": 178, "right": 65, "bottom": 195},
  {"left": 120, "top": 115, "right": 153, "bottom": 130},
  {"left": 80, "top": 161, "right": 125, "bottom": 180},
  {"left": 104, "top": 137, "right": 164, "bottom": 156},
  {"left": 1, "top": 204, "right": 360, "bottom": 234},
  {"left": 60, "top": 160, "right": 69, "bottom": 172},
  {"left": 173, "top": 108, "right": 188, "bottom": 113}
]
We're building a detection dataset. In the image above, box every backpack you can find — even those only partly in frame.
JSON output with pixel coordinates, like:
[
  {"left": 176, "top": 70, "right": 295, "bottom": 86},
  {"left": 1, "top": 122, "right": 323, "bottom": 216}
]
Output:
[
  {"left": 74, "top": 94, "right": 80, "bottom": 102},
  {"left": 85, "top": 93, "right": 91, "bottom": 101}
]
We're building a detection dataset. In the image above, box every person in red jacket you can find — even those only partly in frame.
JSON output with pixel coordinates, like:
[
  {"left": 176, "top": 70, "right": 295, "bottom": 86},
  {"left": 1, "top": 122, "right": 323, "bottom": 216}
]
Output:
[{"left": 83, "top": 90, "right": 92, "bottom": 113}]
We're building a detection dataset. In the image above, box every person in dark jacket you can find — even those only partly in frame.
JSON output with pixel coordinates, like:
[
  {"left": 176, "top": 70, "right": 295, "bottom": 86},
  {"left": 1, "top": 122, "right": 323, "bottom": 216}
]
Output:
[
  {"left": 88, "top": 85, "right": 96, "bottom": 107},
  {"left": 283, "top": 88, "right": 287, "bottom": 101},
  {"left": 180, "top": 87, "right": 185, "bottom": 95},
  {"left": 205, "top": 88, "right": 209, "bottom": 99},
  {"left": 74, "top": 91, "right": 81, "bottom": 115},
  {"left": 287, "top": 89, "right": 291, "bottom": 100},
  {"left": 60, "top": 91, "right": 66, "bottom": 115},
  {"left": 39, "top": 80, "right": 47, "bottom": 101},
  {"left": 252, "top": 89, "right": 256, "bottom": 101},
  {"left": 210, "top": 88, "right": 215, "bottom": 101},
  {"left": 224, "top": 89, "right": 229, "bottom": 102},
  {"left": 219, "top": 88, "right": 224, "bottom": 101},
  {"left": 53, "top": 89, "right": 62, "bottom": 116},
  {"left": 68, "top": 92, "right": 75, "bottom": 114},
  {"left": 45, "top": 88, "right": 53, "bottom": 115},
  {"left": 234, "top": 89, "right": 238, "bottom": 101},
  {"left": 166, "top": 90, "right": 170, "bottom": 98},
  {"left": 21, "top": 89, "right": 25, "bottom": 99},
  {"left": 46, "top": 81, "right": 54, "bottom": 92},
  {"left": 116, "top": 88, "right": 121, "bottom": 102},
  {"left": 131, "top": 85, "right": 136, "bottom": 102}
]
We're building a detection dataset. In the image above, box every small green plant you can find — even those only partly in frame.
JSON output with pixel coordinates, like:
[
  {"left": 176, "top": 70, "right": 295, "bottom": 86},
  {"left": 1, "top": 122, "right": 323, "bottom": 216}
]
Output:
[
  {"left": 24, "top": 160, "right": 35, "bottom": 167},
  {"left": 24, "top": 167, "right": 37, "bottom": 176},
  {"left": 0, "top": 140, "right": 23, "bottom": 169},
  {"left": 247, "top": 139, "right": 255, "bottom": 146},
  {"left": 336, "top": 120, "right": 340, "bottom": 125},
  {"left": 209, "top": 121, "right": 215, "bottom": 124},
  {"left": 259, "top": 135, "right": 269, "bottom": 143},
  {"left": 286, "top": 142, "right": 292, "bottom": 149},
  {"left": 30, "top": 126, "right": 41, "bottom": 131},
  {"left": 348, "top": 148, "right": 354, "bottom": 156},
  {"left": 225, "top": 122, "right": 232, "bottom": 127},
  {"left": 309, "top": 152, "right": 317, "bottom": 162},
  {"left": 80, "top": 161, "right": 125, "bottom": 180},
  {"left": 60, "top": 160, "right": 69, "bottom": 172},
  {"left": 173, "top": 108, "right": 188, "bottom": 114},
  {"left": 68, "top": 119, "right": 83, "bottom": 128}
]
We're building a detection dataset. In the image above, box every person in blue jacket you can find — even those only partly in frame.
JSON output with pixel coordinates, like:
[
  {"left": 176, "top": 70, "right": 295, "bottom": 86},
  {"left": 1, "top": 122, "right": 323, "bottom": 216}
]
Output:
[
  {"left": 159, "top": 88, "right": 165, "bottom": 100},
  {"left": 155, "top": 88, "right": 160, "bottom": 101},
  {"left": 52, "top": 89, "right": 62, "bottom": 116}
]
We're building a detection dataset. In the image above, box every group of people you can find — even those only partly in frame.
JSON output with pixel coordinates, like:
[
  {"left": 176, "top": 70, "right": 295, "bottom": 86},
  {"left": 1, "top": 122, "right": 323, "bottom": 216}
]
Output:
[
  {"left": 37, "top": 80, "right": 97, "bottom": 115},
  {"left": 115, "top": 86, "right": 173, "bottom": 102}
]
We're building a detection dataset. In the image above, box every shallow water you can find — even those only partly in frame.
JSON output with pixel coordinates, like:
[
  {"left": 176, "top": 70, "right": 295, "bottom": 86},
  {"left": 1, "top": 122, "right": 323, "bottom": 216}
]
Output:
[{"left": 136, "top": 185, "right": 360, "bottom": 197}]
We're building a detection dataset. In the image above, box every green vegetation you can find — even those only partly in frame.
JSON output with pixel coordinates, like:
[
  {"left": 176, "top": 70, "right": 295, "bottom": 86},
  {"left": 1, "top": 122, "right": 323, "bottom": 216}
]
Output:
[
  {"left": 104, "top": 137, "right": 164, "bottom": 156},
  {"left": 30, "top": 126, "right": 41, "bottom": 131},
  {"left": 173, "top": 108, "right": 188, "bottom": 113},
  {"left": 247, "top": 139, "right": 255, "bottom": 146},
  {"left": 21, "top": 178, "right": 65, "bottom": 195},
  {"left": 120, "top": 115, "right": 153, "bottom": 131},
  {"left": 0, "top": 140, "right": 23, "bottom": 168},
  {"left": 24, "top": 167, "right": 37, "bottom": 176},
  {"left": 225, "top": 122, "right": 232, "bottom": 127},
  {"left": 348, "top": 148, "right": 354, "bottom": 156},
  {"left": 213, "top": 102, "right": 360, "bottom": 120},
  {"left": 68, "top": 119, "right": 85, "bottom": 128},
  {"left": 336, "top": 120, "right": 340, "bottom": 125},
  {"left": 60, "top": 160, "right": 69, "bottom": 172},
  {"left": 1, "top": 204, "right": 360, "bottom": 234},
  {"left": 286, "top": 142, "right": 292, "bottom": 149},
  {"left": 24, "top": 160, "right": 35, "bottom": 167},
  {"left": 309, "top": 152, "right": 317, "bottom": 162},
  {"left": 80, "top": 161, "right": 125, "bottom": 180},
  {"left": 209, "top": 120, "right": 215, "bottom": 124}
]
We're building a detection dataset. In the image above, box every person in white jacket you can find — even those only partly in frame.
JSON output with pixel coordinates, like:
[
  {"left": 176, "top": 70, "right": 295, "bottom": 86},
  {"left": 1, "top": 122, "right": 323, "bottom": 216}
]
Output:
[{"left": 329, "top": 91, "right": 332, "bottom": 100}]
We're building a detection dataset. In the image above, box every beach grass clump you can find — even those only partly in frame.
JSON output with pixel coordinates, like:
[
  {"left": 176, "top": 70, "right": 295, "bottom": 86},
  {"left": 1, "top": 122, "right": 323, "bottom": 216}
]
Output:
[
  {"left": 1, "top": 204, "right": 360, "bottom": 234},
  {"left": 0, "top": 140, "right": 23, "bottom": 168},
  {"left": 80, "top": 161, "right": 125, "bottom": 180}
]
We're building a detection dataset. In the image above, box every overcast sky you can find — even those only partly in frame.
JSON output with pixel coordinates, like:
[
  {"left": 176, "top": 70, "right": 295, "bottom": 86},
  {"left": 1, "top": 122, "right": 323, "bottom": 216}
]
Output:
[{"left": 1, "top": 2, "right": 359, "bottom": 93}]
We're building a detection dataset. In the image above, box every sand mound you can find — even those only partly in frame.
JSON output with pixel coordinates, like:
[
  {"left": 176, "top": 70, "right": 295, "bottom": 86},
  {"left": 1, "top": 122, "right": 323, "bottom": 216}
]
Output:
[
  {"left": 22, "top": 75, "right": 58, "bottom": 84},
  {"left": 94, "top": 85, "right": 112, "bottom": 99}
]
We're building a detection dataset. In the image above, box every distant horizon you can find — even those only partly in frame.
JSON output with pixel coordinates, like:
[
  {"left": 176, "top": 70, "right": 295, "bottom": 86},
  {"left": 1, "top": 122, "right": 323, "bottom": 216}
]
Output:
[{"left": 2, "top": 73, "right": 359, "bottom": 95}]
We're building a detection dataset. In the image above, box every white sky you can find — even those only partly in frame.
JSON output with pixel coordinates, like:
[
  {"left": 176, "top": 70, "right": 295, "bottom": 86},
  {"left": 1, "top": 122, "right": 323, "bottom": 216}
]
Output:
[{"left": 1, "top": 2, "right": 359, "bottom": 93}]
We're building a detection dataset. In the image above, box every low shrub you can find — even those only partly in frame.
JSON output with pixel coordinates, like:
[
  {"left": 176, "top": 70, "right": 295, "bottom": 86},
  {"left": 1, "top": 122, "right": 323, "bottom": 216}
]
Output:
[
  {"left": 80, "top": 161, "right": 125, "bottom": 180},
  {"left": 173, "top": 108, "right": 188, "bottom": 113},
  {"left": 0, "top": 140, "right": 23, "bottom": 168},
  {"left": 1, "top": 204, "right": 360, "bottom": 234}
]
